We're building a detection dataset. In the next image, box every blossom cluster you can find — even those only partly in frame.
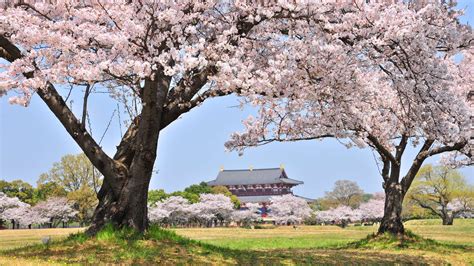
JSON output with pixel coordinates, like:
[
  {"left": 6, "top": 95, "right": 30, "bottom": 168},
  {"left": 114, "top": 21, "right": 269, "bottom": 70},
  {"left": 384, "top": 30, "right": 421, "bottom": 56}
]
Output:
[
  {"left": 148, "top": 193, "right": 313, "bottom": 226},
  {"left": 316, "top": 195, "right": 385, "bottom": 224},
  {"left": 269, "top": 194, "right": 312, "bottom": 224},
  {"left": 226, "top": 2, "right": 472, "bottom": 163},
  {"left": 0, "top": 194, "right": 77, "bottom": 227},
  {"left": 148, "top": 194, "right": 235, "bottom": 227},
  {"left": 0, "top": 1, "right": 353, "bottom": 107}
]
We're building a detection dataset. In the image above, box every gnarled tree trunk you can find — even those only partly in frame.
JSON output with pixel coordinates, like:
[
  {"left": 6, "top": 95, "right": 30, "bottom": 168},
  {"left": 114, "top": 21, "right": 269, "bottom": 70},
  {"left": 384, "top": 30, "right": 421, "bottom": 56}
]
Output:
[
  {"left": 87, "top": 170, "right": 152, "bottom": 234},
  {"left": 87, "top": 73, "right": 169, "bottom": 235},
  {"left": 378, "top": 181, "right": 405, "bottom": 235}
]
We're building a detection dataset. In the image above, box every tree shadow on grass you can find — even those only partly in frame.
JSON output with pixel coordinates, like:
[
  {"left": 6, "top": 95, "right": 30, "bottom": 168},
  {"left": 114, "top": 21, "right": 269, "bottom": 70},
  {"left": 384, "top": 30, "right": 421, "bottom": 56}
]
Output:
[{"left": 1, "top": 226, "right": 470, "bottom": 265}]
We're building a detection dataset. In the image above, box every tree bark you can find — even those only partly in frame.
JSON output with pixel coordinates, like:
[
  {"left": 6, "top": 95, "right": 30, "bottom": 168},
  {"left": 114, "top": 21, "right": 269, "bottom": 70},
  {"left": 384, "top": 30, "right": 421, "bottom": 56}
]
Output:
[
  {"left": 378, "top": 182, "right": 405, "bottom": 235},
  {"left": 87, "top": 72, "right": 169, "bottom": 235},
  {"left": 442, "top": 214, "right": 454, "bottom": 225},
  {"left": 86, "top": 171, "right": 152, "bottom": 234}
]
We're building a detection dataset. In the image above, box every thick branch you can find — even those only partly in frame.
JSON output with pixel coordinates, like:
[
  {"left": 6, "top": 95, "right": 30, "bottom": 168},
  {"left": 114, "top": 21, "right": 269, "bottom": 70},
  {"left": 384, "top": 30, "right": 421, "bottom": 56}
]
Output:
[
  {"left": 412, "top": 197, "right": 441, "bottom": 217},
  {"left": 0, "top": 35, "right": 22, "bottom": 62},
  {"left": 381, "top": 156, "right": 391, "bottom": 183},
  {"left": 81, "top": 84, "right": 92, "bottom": 130},
  {"left": 367, "top": 134, "right": 397, "bottom": 165},
  {"left": 400, "top": 139, "right": 435, "bottom": 194},
  {"left": 426, "top": 141, "right": 468, "bottom": 157},
  {"left": 161, "top": 86, "right": 233, "bottom": 129},
  {"left": 395, "top": 134, "right": 408, "bottom": 162},
  {"left": 401, "top": 139, "right": 468, "bottom": 194},
  {"left": 0, "top": 35, "right": 123, "bottom": 196}
]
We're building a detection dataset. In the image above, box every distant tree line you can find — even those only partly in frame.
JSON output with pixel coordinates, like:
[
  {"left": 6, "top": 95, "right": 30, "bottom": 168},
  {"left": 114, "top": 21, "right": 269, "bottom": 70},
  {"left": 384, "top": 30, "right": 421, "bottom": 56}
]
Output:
[
  {"left": 148, "top": 182, "right": 241, "bottom": 208},
  {"left": 2, "top": 153, "right": 471, "bottom": 230},
  {"left": 0, "top": 153, "right": 101, "bottom": 228}
]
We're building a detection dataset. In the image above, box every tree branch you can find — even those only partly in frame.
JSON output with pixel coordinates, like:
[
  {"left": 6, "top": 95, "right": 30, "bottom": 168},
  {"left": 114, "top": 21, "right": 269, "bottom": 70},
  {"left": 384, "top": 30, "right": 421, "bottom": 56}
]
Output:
[
  {"left": 0, "top": 35, "right": 124, "bottom": 197},
  {"left": 395, "top": 134, "right": 408, "bottom": 162},
  {"left": 401, "top": 139, "right": 435, "bottom": 194},
  {"left": 81, "top": 84, "right": 92, "bottom": 130},
  {"left": 367, "top": 134, "right": 397, "bottom": 165},
  {"left": 411, "top": 197, "right": 441, "bottom": 217}
]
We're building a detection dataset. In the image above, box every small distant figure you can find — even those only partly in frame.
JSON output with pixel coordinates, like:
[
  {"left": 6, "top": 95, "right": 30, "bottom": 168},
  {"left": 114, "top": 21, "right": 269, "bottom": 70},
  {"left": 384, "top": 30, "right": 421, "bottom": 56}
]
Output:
[{"left": 293, "top": 225, "right": 297, "bottom": 230}]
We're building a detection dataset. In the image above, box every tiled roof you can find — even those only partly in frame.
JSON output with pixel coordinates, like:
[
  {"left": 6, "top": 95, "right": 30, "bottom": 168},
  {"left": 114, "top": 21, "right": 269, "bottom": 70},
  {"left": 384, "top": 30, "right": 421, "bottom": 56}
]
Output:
[
  {"left": 238, "top": 194, "right": 314, "bottom": 203},
  {"left": 207, "top": 168, "right": 303, "bottom": 186}
]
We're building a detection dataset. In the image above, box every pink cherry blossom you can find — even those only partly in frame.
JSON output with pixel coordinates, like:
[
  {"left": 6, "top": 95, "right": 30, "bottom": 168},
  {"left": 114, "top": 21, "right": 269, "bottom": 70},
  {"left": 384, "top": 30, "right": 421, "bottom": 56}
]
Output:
[
  {"left": 33, "top": 197, "right": 78, "bottom": 224},
  {"left": 269, "top": 194, "right": 312, "bottom": 224}
]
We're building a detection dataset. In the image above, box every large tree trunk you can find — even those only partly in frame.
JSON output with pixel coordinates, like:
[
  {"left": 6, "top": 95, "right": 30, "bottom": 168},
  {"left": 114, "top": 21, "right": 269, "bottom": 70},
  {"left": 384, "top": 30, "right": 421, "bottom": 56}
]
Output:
[
  {"left": 442, "top": 214, "right": 454, "bottom": 225},
  {"left": 378, "top": 182, "right": 405, "bottom": 235},
  {"left": 86, "top": 170, "right": 152, "bottom": 234},
  {"left": 87, "top": 73, "right": 169, "bottom": 235}
]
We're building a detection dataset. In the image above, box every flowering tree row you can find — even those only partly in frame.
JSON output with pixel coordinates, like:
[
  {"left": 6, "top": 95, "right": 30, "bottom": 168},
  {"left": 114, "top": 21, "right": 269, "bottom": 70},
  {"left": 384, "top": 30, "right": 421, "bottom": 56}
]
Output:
[
  {"left": 0, "top": 192, "right": 77, "bottom": 228},
  {"left": 149, "top": 193, "right": 313, "bottom": 227},
  {"left": 315, "top": 193, "right": 472, "bottom": 227},
  {"left": 315, "top": 194, "right": 385, "bottom": 226}
]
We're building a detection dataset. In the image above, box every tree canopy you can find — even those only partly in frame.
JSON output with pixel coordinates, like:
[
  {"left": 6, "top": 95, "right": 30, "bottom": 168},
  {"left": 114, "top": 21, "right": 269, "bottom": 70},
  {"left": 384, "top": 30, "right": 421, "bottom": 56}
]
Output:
[
  {"left": 225, "top": 2, "right": 473, "bottom": 235},
  {"left": 1, "top": 1, "right": 472, "bottom": 234},
  {"left": 407, "top": 164, "right": 473, "bottom": 225}
]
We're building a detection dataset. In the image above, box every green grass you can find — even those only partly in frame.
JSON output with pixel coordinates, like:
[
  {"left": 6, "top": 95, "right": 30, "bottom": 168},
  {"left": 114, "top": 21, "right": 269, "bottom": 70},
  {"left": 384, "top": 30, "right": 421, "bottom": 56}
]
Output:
[
  {"left": 173, "top": 219, "right": 474, "bottom": 250},
  {"left": 0, "top": 219, "right": 473, "bottom": 265},
  {"left": 0, "top": 228, "right": 82, "bottom": 251},
  {"left": 404, "top": 219, "right": 474, "bottom": 246}
]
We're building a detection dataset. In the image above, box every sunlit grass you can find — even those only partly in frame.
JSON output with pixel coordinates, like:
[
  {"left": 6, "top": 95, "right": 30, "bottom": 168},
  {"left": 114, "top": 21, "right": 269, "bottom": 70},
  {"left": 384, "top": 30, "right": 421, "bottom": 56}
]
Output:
[
  {"left": 0, "top": 228, "right": 83, "bottom": 251},
  {"left": 173, "top": 219, "right": 474, "bottom": 249},
  {"left": 0, "top": 219, "right": 472, "bottom": 264}
]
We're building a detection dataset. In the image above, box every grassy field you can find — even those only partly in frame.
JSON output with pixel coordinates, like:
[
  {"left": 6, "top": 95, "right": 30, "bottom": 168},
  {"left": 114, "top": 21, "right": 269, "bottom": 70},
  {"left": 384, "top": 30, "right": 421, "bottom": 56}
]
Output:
[
  {"left": 0, "top": 219, "right": 472, "bottom": 265},
  {"left": 172, "top": 219, "right": 474, "bottom": 250},
  {"left": 0, "top": 228, "right": 83, "bottom": 251}
]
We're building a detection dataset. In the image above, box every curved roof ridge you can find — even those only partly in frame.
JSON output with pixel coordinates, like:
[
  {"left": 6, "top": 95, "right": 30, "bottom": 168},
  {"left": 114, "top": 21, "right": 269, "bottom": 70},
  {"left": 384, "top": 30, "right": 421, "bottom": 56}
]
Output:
[
  {"left": 221, "top": 167, "right": 281, "bottom": 172},
  {"left": 207, "top": 167, "right": 303, "bottom": 186}
]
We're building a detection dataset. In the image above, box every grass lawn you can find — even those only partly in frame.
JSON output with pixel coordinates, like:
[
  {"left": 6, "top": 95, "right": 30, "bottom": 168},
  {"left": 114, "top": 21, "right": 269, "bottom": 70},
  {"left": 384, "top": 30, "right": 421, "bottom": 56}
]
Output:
[
  {"left": 0, "top": 219, "right": 472, "bottom": 265},
  {"left": 0, "top": 228, "right": 83, "bottom": 251},
  {"left": 172, "top": 219, "right": 474, "bottom": 250}
]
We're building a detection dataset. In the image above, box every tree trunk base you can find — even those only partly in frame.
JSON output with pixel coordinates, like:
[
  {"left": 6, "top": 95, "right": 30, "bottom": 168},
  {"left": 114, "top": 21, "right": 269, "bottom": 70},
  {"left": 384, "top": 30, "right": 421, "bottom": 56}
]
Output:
[
  {"left": 442, "top": 216, "right": 454, "bottom": 225},
  {"left": 86, "top": 177, "right": 150, "bottom": 236},
  {"left": 378, "top": 182, "right": 405, "bottom": 236},
  {"left": 377, "top": 220, "right": 405, "bottom": 236}
]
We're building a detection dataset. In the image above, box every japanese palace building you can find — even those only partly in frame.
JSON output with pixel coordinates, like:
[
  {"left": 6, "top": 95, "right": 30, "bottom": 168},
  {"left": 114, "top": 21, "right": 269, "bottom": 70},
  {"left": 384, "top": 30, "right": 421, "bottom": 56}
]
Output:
[{"left": 207, "top": 167, "right": 313, "bottom": 204}]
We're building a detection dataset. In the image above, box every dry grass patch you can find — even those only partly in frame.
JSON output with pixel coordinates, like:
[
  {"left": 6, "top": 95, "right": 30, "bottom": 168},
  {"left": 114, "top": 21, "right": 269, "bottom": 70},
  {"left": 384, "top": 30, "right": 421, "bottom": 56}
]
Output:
[{"left": 0, "top": 228, "right": 83, "bottom": 251}]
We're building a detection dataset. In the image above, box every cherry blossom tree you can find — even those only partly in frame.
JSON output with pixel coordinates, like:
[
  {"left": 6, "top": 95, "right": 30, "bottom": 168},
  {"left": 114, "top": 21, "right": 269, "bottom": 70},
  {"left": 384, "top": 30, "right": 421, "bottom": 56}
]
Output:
[
  {"left": 0, "top": 0, "right": 354, "bottom": 233},
  {"left": 357, "top": 194, "right": 385, "bottom": 223},
  {"left": 316, "top": 193, "right": 384, "bottom": 226},
  {"left": 148, "top": 194, "right": 235, "bottom": 227},
  {"left": 227, "top": 2, "right": 473, "bottom": 235},
  {"left": 148, "top": 196, "right": 191, "bottom": 227},
  {"left": 269, "top": 194, "right": 312, "bottom": 225},
  {"left": 193, "top": 193, "right": 234, "bottom": 226},
  {"left": 0, "top": 192, "right": 29, "bottom": 228},
  {"left": 0, "top": 192, "right": 24, "bottom": 214},
  {"left": 148, "top": 207, "right": 171, "bottom": 225},
  {"left": 316, "top": 205, "right": 360, "bottom": 227},
  {"left": 447, "top": 198, "right": 473, "bottom": 218},
  {"left": 33, "top": 197, "right": 78, "bottom": 227},
  {"left": 1, "top": 204, "right": 49, "bottom": 229},
  {"left": 232, "top": 202, "right": 261, "bottom": 227}
]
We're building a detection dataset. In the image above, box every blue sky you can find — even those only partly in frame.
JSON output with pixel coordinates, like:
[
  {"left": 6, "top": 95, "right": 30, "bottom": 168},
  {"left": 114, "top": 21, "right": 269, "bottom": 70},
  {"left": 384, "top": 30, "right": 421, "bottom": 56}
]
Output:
[{"left": 1, "top": 2, "right": 472, "bottom": 199}]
